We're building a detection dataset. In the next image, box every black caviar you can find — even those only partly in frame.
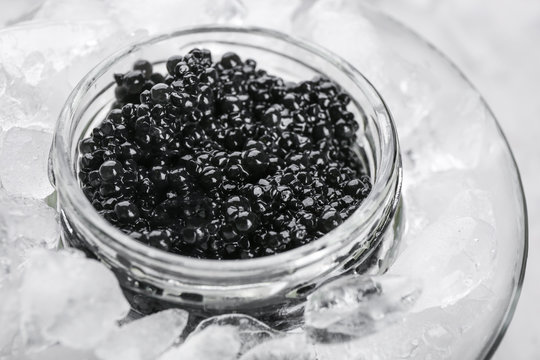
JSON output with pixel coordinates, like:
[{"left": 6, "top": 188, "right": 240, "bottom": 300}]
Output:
[{"left": 78, "top": 48, "right": 371, "bottom": 260}]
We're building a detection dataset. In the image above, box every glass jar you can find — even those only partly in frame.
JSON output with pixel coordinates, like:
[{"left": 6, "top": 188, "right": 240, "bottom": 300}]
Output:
[{"left": 49, "top": 26, "right": 402, "bottom": 325}]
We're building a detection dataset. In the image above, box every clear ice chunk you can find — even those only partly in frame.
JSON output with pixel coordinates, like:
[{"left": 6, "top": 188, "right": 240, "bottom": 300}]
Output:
[
  {"left": 402, "top": 170, "right": 496, "bottom": 235},
  {"left": 304, "top": 275, "right": 421, "bottom": 342},
  {"left": 239, "top": 334, "right": 316, "bottom": 360},
  {"left": 0, "top": 192, "right": 58, "bottom": 248},
  {"left": 15, "top": 345, "right": 98, "bottom": 360},
  {"left": 20, "top": 249, "right": 130, "bottom": 350},
  {"left": 35, "top": 0, "right": 246, "bottom": 34},
  {"left": 159, "top": 325, "right": 240, "bottom": 360},
  {"left": 35, "top": 0, "right": 112, "bottom": 23},
  {"left": 389, "top": 217, "right": 496, "bottom": 309},
  {"left": 0, "top": 281, "right": 23, "bottom": 356},
  {"left": 290, "top": 0, "right": 384, "bottom": 73},
  {"left": 0, "top": 0, "right": 44, "bottom": 27},
  {"left": 0, "top": 22, "right": 135, "bottom": 132},
  {"left": 95, "top": 309, "right": 189, "bottom": 360},
  {"left": 242, "top": 0, "right": 300, "bottom": 32},
  {"left": 0, "top": 127, "right": 54, "bottom": 199},
  {"left": 442, "top": 189, "right": 496, "bottom": 226},
  {"left": 193, "top": 314, "right": 281, "bottom": 354},
  {"left": 316, "top": 297, "right": 489, "bottom": 360},
  {"left": 0, "top": 58, "right": 64, "bottom": 131},
  {"left": 204, "top": 0, "right": 246, "bottom": 25},
  {"left": 0, "top": 193, "right": 58, "bottom": 285},
  {"left": 108, "top": 0, "right": 246, "bottom": 33}
]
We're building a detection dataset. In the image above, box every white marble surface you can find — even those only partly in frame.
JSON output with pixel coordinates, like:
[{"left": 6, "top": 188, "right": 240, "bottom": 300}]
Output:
[{"left": 368, "top": 1, "right": 539, "bottom": 358}]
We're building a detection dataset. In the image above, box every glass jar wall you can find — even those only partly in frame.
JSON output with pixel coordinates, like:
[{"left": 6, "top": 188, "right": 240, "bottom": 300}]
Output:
[{"left": 49, "top": 27, "right": 402, "bottom": 323}]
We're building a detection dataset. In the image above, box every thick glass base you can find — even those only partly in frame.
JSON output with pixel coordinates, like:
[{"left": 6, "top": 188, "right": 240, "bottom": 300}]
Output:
[{"left": 60, "top": 200, "right": 404, "bottom": 330}]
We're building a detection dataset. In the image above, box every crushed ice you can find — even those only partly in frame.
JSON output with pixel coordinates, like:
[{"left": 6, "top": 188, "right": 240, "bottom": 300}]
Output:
[
  {"left": 0, "top": 0, "right": 508, "bottom": 359},
  {"left": 305, "top": 275, "right": 422, "bottom": 342}
]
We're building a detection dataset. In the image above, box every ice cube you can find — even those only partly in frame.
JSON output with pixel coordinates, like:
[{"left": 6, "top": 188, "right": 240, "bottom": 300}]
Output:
[
  {"left": 0, "top": 66, "right": 7, "bottom": 96},
  {"left": 313, "top": 307, "right": 449, "bottom": 360},
  {"left": 95, "top": 309, "right": 189, "bottom": 360},
  {"left": 0, "top": 127, "right": 54, "bottom": 199},
  {"left": 390, "top": 298, "right": 488, "bottom": 359},
  {"left": 15, "top": 346, "right": 98, "bottom": 360},
  {"left": 0, "top": 213, "right": 20, "bottom": 286},
  {"left": 34, "top": 0, "right": 112, "bottom": 23},
  {"left": 106, "top": 0, "right": 245, "bottom": 34},
  {"left": 20, "top": 249, "right": 130, "bottom": 350},
  {"left": 0, "top": 21, "right": 128, "bottom": 75},
  {"left": 13, "top": 345, "right": 99, "bottom": 360},
  {"left": 390, "top": 217, "right": 496, "bottom": 309},
  {"left": 313, "top": 295, "right": 494, "bottom": 360},
  {"left": 0, "top": 281, "right": 23, "bottom": 356},
  {"left": 193, "top": 314, "right": 281, "bottom": 354},
  {"left": 304, "top": 275, "right": 421, "bottom": 342},
  {"left": 0, "top": 0, "right": 44, "bottom": 27},
  {"left": 159, "top": 325, "right": 240, "bottom": 360},
  {"left": 0, "top": 241, "right": 21, "bottom": 287},
  {"left": 401, "top": 90, "right": 491, "bottom": 175},
  {"left": 205, "top": 0, "right": 246, "bottom": 25},
  {"left": 239, "top": 334, "right": 316, "bottom": 360},
  {"left": 429, "top": 91, "right": 490, "bottom": 171},
  {"left": 35, "top": 0, "right": 247, "bottom": 32},
  {"left": 242, "top": 0, "right": 300, "bottom": 31},
  {"left": 0, "top": 22, "right": 134, "bottom": 131},
  {"left": 0, "top": 193, "right": 58, "bottom": 285},
  {"left": 422, "top": 323, "right": 454, "bottom": 352},
  {"left": 0, "top": 86, "right": 45, "bottom": 130},
  {"left": 0, "top": 192, "right": 58, "bottom": 248},
  {"left": 442, "top": 189, "right": 495, "bottom": 226},
  {"left": 402, "top": 170, "right": 482, "bottom": 235},
  {"left": 0, "top": 55, "right": 59, "bottom": 131},
  {"left": 290, "top": 0, "right": 383, "bottom": 72}
]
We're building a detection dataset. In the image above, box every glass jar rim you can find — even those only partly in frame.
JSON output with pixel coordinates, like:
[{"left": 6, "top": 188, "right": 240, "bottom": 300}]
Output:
[{"left": 51, "top": 25, "right": 401, "bottom": 274}]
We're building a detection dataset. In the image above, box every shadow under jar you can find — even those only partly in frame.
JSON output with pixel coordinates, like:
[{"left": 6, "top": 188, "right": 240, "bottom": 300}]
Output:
[{"left": 49, "top": 26, "right": 403, "bottom": 328}]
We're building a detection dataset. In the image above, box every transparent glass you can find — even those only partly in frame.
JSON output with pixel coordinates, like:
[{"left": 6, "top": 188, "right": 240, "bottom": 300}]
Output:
[
  {"left": 49, "top": 27, "right": 402, "bottom": 322},
  {"left": 283, "top": 3, "right": 527, "bottom": 357}
]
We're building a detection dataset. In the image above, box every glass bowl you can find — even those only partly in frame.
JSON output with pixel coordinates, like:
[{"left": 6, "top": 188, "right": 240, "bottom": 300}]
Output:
[{"left": 37, "top": 1, "right": 527, "bottom": 357}]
